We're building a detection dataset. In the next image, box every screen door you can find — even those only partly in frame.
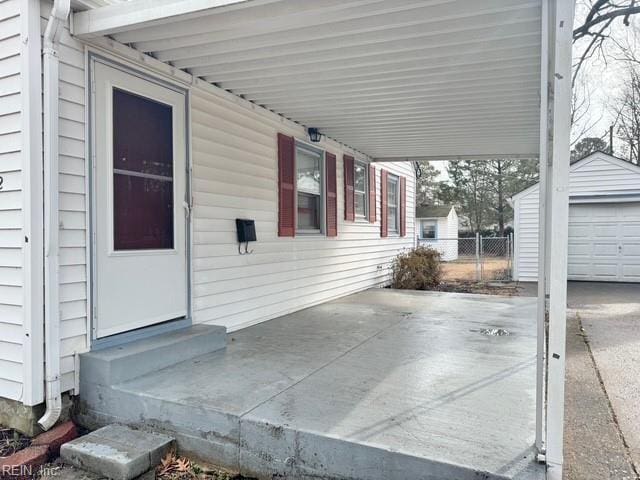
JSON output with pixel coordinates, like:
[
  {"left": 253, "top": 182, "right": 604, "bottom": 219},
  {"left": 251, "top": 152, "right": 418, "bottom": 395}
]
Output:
[{"left": 92, "top": 61, "right": 188, "bottom": 339}]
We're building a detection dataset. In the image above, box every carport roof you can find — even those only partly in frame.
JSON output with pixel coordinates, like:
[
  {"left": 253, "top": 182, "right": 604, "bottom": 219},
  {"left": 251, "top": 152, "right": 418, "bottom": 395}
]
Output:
[{"left": 73, "top": 0, "right": 543, "bottom": 161}]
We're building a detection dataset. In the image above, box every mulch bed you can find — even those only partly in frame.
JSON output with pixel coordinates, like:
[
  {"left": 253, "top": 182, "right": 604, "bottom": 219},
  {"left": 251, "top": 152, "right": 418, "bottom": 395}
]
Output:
[{"left": 0, "top": 427, "right": 31, "bottom": 458}]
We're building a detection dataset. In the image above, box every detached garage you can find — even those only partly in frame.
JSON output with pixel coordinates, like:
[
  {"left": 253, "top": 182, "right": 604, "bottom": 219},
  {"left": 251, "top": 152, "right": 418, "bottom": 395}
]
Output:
[{"left": 512, "top": 152, "right": 640, "bottom": 282}]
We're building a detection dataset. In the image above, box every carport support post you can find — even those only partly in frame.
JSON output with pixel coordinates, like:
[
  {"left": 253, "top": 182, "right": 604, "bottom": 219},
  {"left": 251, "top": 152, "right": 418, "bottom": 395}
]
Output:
[
  {"left": 535, "top": 0, "right": 550, "bottom": 454},
  {"left": 545, "top": 0, "right": 575, "bottom": 478}
]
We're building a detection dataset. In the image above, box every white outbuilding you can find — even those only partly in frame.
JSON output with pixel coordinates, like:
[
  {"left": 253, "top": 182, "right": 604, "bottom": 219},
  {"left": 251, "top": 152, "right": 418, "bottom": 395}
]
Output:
[
  {"left": 415, "top": 205, "right": 458, "bottom": 261},
  {"left": 512, "top": 151, "right": 640, "bottom": 283}
]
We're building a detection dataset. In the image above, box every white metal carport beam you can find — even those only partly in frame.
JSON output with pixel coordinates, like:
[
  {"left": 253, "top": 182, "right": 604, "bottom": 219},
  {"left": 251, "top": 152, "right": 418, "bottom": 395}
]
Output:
[
  {"left": 372, "top": 154, "right": 538, "bottom": 162},
  {"left": 71, "top": 0, "right": 279, "bottom": 38},
  {"left": 545, "top": 0, "right": 575, "bottom": 478}
]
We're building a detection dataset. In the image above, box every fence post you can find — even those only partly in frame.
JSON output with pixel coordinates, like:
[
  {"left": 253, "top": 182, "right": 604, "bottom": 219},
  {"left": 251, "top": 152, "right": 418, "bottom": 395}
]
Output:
[
  {"left": 510, "top": 233, "right": 514, "bottom": 279},
  {"left": 475, "top": 232, "right": 481, "bottom": 281},
  {"left": 480, "top": 235, "right": 484, "bottom": 281}
]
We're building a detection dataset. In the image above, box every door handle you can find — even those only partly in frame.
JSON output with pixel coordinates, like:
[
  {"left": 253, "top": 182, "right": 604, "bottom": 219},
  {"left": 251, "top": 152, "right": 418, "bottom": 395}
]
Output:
[{"left": 183, "top": 201, "right": 191, "bottom": 218}]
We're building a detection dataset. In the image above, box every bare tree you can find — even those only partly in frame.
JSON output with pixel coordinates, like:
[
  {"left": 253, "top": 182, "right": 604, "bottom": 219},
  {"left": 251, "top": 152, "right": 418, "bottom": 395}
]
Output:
[
  {"left": 573, "top": 1, "right": 640, "bottom": 82},
  {"left": 414, "top": 161, "right": 441, "bottom": 207},
  {"left": 604, "top": 18, "right": 640, "bottom": 161},
  {"left": 613, "top": 64, "right": 640, "bottom": 163},
  {"left": 571, "top": 71, "right": 602, "bottom": 143}
]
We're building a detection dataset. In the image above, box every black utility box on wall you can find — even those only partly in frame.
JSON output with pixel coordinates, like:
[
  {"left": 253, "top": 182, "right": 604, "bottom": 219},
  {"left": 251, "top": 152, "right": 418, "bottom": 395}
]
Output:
[{"left": 236, "top": 219, "right": 257, "bottom": 243}]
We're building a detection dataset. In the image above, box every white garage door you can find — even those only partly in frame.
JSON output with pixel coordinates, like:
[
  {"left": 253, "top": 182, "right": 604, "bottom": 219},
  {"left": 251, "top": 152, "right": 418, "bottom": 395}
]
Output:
[{"left": 568, "top": 202, "right": 640, "bottom": 282}]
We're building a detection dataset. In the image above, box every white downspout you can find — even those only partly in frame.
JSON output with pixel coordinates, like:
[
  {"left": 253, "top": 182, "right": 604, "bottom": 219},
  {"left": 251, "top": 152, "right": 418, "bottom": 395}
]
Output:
[{"left": 39, "top": 0, "right": 71, "bottom": 431}]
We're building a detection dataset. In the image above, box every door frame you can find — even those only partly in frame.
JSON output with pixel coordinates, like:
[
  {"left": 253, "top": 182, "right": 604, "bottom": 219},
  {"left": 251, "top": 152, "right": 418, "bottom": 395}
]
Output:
[{"left": 87, "top": 52, "right": 192, "bottom": 349}]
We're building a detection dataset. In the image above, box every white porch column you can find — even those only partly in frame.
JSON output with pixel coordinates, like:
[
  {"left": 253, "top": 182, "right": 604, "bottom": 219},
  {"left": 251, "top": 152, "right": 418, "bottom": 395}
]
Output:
[
  {"left": 535, "top": 0, "right": 550, "bottom": 453},
  {"left": 545, "top": 0, "right": 575, "bottom": 478}
]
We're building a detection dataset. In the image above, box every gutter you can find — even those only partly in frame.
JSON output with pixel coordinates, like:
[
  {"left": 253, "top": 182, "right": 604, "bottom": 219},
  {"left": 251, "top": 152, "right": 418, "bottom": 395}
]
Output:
[{"left": 39, "top": 0, "right": 71, "bottom": 431}]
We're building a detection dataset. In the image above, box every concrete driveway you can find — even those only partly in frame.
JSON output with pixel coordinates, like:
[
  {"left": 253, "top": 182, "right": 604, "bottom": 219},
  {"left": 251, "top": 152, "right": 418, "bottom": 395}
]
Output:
[{"left": 565, "top": 282, "right": 640, "bottom": 480}]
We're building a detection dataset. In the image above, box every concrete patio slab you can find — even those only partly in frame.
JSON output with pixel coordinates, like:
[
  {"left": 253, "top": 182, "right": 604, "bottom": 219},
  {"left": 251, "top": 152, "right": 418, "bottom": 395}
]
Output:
[{"left": 78, "top": 289, "right": 543, "bottom": 480}]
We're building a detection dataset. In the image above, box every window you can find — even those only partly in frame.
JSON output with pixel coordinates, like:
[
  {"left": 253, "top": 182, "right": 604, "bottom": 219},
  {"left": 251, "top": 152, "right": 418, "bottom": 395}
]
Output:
[
  {"left": 354, "top": 161, "right": 368, "bottom": 218},
  {"left": 421, "top": 220, "right": 437, "bottom": 239},
  {"left": 387, "top": 175, "right": 399, "bottom": 234},
  {"left": 296, "top": 143, "right": 324, "bottom": 233},
  {"left": 112, "top": 88, "right": 174, "bottom": 250}
]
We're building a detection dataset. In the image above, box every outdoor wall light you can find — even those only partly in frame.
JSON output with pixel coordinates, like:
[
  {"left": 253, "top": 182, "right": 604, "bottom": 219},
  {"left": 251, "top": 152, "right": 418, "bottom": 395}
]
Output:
[{"left": 307, "top": 127, "right": 323, "bottom": 143}]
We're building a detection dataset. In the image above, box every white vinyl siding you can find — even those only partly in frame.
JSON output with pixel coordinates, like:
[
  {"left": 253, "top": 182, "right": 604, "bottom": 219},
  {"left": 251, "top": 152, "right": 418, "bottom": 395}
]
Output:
[
  {"left": 446, "top": 208, "right": 458, "bottom": 241},
  {"left": 513, "top": 153, "right": 640, "bottom": 282},
  {"left": 6, "top": 11, "right": 416, "bottom": 400},
  {"left": 0, "top": 0, "right": 24, "bottom": 401},
  {"left": 191, "top": 86, "right": 415, "bottom": 331}
]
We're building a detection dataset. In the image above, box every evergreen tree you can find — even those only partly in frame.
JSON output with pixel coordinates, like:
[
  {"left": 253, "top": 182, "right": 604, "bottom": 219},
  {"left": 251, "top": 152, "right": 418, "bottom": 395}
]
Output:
[
  {"left": 571, "top": 137, "right": 609, "bottom": 162},
  {"left": 434, "top": 159, "right": 538, "bottom": 235}
]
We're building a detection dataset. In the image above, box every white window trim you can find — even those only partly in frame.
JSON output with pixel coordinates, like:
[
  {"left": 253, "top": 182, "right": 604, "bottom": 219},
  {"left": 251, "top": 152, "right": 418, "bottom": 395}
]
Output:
[
  {"left": 387, "top": 174, "right": 400, "bottom": 235},
  {"left": 295, "top": 141, "right": 326, "bottom": 235},
  {"left": 354, "top": 160, "right": 368, "bottom": 221},
  {"left": 420, "top": 219, "right": 438, "bottom": 240}
]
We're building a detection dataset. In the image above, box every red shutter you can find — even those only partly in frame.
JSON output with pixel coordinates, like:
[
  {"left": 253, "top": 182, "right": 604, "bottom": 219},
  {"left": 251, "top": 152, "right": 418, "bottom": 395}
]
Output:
[
  {"left": 400, "top": 176, "right": 407, "bottom": 237},
  {"left": 380, "top": 169, "right": 388, "bottom": 237},
  {"left": 368, "top": 164, "right": 376, "bottom": 223},
  {"left": 343, "top": 155, "right": 355, "bottom": 221},
  {"left": 326, "top": 152, "right": 337, "bottom": 237},
  {"left": 277, "top": 133, "right": 295, "bottom": 237}
]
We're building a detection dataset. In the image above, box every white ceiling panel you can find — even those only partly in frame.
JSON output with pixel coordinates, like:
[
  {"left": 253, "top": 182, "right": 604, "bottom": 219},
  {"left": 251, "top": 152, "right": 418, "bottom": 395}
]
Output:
[{"left": 73, "top": 0, "right": 543, "bottom": 159}]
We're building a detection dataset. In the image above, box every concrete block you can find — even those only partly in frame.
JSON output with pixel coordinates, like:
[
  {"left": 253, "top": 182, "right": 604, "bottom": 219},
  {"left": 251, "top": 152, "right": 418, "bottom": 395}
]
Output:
[
  {"left": 60, "top": 425, "right": 174, "bottom": 480},
  {"left": 80, "top": 325, "right": 227, "bottom": 386}
]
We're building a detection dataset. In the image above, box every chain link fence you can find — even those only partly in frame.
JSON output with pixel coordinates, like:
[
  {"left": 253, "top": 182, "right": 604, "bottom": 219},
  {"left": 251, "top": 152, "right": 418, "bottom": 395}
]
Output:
[{"left": 417, "top": 235, "right": 513, "bottom": 282}]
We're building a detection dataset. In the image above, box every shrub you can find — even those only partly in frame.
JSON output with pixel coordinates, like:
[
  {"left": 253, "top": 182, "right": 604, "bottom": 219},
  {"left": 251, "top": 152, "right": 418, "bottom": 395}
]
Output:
[{"left": 391, "top": 246, "right": 442, "bottom": 290}]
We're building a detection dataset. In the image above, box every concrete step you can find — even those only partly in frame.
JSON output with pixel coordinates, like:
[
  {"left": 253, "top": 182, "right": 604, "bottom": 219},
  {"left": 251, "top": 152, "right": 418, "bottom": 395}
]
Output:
[
  {"left": 60, "top": 425, "right": 174, "bottom": 480},
  {"left": 80, "top": 325, "right": 227, "bottom": 385}
]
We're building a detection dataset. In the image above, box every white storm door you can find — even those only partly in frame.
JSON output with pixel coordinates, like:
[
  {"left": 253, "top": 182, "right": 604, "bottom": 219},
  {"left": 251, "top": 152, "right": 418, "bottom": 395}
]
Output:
[{"left": 93, "top": 62, "right": 188, "bottom": 339}]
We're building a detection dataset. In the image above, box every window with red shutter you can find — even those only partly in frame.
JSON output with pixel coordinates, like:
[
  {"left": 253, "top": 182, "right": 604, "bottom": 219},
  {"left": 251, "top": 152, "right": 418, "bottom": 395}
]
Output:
[
  {"left": 343, "top": 155, "right": 355, "bottom": 221},
  {"left": 400, "top": 176, "right": 407, "bottom": 237},
  {"left": 325, "top": 152, "right": 337, "bottom": 237},
  {"left": 296, "top": 143, "right": 324, "bottom": 233},
  {"left": 277, "top": 133, "right": 295, "bottom": 237},
  {"left": 368, "top": 164, "right": 376, "bottom": 223},
  {"left": 380, "top": 169, "right": 388, "bottom": 237}
]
